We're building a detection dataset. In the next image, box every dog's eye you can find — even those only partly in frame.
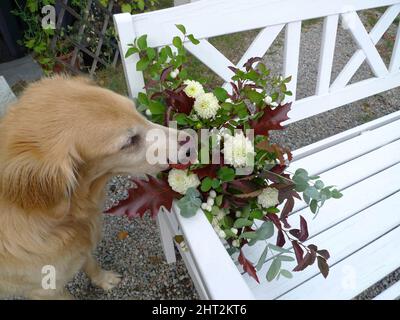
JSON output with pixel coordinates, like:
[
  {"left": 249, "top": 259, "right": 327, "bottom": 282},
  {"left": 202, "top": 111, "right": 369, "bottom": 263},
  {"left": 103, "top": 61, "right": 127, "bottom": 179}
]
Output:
[{"left": 121, "top": 135, "right": 140, "bottom": 150}]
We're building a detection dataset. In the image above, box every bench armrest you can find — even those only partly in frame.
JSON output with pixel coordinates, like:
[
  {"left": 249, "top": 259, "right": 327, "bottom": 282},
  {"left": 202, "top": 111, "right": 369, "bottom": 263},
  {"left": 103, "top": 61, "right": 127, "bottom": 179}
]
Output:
[{"left": 172, "top": 202, "right": 254, "bottom": 300}]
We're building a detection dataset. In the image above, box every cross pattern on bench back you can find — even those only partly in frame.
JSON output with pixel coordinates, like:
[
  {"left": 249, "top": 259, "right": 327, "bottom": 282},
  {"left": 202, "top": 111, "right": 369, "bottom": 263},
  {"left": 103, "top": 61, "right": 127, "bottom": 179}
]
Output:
[{"left": 115, "top": 0, "right": 400, "bottom": 126}]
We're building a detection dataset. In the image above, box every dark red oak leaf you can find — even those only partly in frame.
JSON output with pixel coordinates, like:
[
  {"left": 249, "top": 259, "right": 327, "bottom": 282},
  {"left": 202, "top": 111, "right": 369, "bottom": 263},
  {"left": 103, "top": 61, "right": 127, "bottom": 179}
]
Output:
[
  {"left": 165, "top": 89, "right": 194, "bottom": 115},
  {"left": 250, "top": 103, "right": 292, "bottom": 136},
  {"left": 238, "top": 250, "right": 259, "bottom": 283},
  {"left": 105, "top": 175, "right": 181, "bottom": 219}
]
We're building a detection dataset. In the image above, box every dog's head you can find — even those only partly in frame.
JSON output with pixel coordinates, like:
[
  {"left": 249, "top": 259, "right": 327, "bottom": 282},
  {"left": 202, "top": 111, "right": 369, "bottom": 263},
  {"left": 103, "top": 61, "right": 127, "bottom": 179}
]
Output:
[{"left": 0, "top": 76, "right": 185, "bottom": 210}]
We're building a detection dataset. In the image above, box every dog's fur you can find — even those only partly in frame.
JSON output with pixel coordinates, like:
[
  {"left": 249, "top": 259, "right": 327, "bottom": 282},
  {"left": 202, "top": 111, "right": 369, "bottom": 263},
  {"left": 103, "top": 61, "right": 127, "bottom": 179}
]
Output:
[{"left": 0, "top": 76, "right": 176, "bottom": 299}]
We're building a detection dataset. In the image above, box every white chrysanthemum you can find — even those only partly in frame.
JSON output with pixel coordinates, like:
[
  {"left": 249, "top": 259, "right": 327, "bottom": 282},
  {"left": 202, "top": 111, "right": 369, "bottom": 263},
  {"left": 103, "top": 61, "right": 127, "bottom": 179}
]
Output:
[
  {"left": 223, "top": 132, "right": 255, "bottom": 168},
  {"left": 183, "top": 80, "right": 204, "bottom": 98},
  {"left": 193, "top": 93, "right": 221, "bottom": 119},
  {"left": 168, "top": 169, "right": 200, "bottom": 195},
  {"left": 257, "top": 187, "right": 279, "bottom": 208}
]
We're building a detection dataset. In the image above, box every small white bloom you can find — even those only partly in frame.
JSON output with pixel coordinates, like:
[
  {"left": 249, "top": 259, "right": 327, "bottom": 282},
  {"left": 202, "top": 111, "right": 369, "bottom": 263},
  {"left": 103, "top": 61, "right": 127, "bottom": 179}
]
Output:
[
  {"left": 168, "top": 169, "right": 200, "bottom": 195},
  {"left": 225, "top": 98, "right": 233, "bottom": 103},
  {"left": 218, "top": 230, "right": 226, "bottom": 239},
  {"left": 232, "top": 240, "right": 240, "bottom": 248},
  {"left": 207, "top": 197, "right": 214, "bottom": 206},
  {"left": 217, "top": 210, "right": 225, "bottom": 221},
  {"left": 257, "top": 187, "right": 280, "bottom": 208},
  {"left": 206, "top": 204, "right": 213, "bottom": 211},
  {"left": 223, "top": 132, "right": 255, "bottom": 168},
  {"left": 201, "top": 203, "right": 208, "bottom": 210},
  {"left": 270, "top": 102, "right": 279, "bottom": 108},
  {"left": 193, "top": 93, "right": 221, "bottom": 119},
  {"left": 235, "top": 211, "right": 241, "bottom": 218},
  {"left": 145, "top": 109, "right": 152, "bottom": 116},
  {"left": 264, "top": 95, "right": 273, "bottom": 105},
  {"left": 209, "top": 190, "right": 217, "bottom": 198},
  {"left": 183, "top": 80, "right": 204, "bottom": 99},
  {"left": 231, "top": 228, "right": 238, "bottom": 235},
  {"left": 170, "top": 71, "right": 178, "bottom": 79}
]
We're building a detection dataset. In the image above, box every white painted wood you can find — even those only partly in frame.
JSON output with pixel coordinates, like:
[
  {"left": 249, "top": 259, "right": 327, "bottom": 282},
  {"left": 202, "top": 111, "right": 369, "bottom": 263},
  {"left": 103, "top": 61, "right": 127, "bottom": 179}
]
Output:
[
  {"left": 341, "top": 11, "right": 388, "bottom": 78},
  {"left": 390, "top": 22, "right": 400, "bottom": 73},
  {"left": 331, "top": 5, "right": 400, "bottom": 89},
  {"left": 286, "top": 72, "right": 400, "bottom": 124},
  {"left": 173, "top": 202, "right": 255, "bottom": 299},
  {"left": 316, "top": 15, "right": 339, "bottom": 95},
  {"left": 244, "top": 156, "right": 400, "bottom": 278},
  {"left": 279, "top": 225, "right": 400, "bottom": 300},
  {"left": 156, "top": 212, "right": 177, "bottom": 264},
  {"left": 251, "top": 190, "right": 400, "bottom": 299},
  {"left": 236, "top": 24, "right": 285, "bottom": 70},
  {"left": 373, "top": 281, "right": 400, "bottom": 300},
  {"left": 283, "top": 21, "right": 301, "bottom": 102},
  {"left": 184, "top": 41, "right": 235, "bottom": 82},
  {"left": 113, "top": 13, "right": 145, "bottom": 98}
]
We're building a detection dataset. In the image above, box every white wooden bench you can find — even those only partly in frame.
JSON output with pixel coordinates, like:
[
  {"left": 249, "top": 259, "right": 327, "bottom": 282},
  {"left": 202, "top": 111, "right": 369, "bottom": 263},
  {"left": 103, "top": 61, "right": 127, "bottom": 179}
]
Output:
[{"left": 114, "top": 0, "right": 400, "bottom": 299}]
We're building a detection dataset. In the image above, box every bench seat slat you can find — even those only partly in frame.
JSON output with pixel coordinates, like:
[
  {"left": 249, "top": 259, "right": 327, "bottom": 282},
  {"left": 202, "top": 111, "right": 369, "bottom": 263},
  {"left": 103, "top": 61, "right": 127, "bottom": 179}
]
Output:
[
  {"left": 373, "top": 281, "right": 400, "bottom": 300},
  {"left": 278, "top": 225, "right": 400, "bottom": 300},
  {"left": 243, "top": 162, "right": 400, "bottom": 285}
]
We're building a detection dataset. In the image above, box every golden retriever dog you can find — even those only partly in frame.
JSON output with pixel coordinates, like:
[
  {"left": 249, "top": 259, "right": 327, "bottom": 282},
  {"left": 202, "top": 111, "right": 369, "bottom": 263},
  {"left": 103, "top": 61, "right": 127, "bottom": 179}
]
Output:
[{"left": 0, "top": 76, "right": 181, "bottom": 299}]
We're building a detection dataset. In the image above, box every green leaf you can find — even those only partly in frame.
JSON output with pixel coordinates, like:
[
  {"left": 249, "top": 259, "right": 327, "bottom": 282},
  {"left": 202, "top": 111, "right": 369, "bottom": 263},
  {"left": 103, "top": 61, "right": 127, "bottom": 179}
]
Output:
[
  {"left": 233, "top": 218, "right": 253, "bottom": 228},
  {"left": 215, "top": 195, "right": 223, "bottom": 206},
  {"left": 268, "top": 244, "right": 292, "bottom": 253},
  {"left": 211, "top": 179, "right": 220, "bottom": 189},
  {"left": 146, "top": 47, "right": 156, "bottom": 60},
  {"left": 136, "top": 58, "right": 149, "bottom": 71},
  {"left": 314, "top": 180, "right": 324, "bottom": 190},
  {"left": 125, "top": 47, "right": 139, "bottom": 58},
  {"left": 331, "top": 189, "right": 343, "bottom": 199},
  {"left": 213, "top": 87, "right": 229, "bottom": 102},
  {"left": 173, "top": 36, "right": 183, "bottom": 49},
  {"left": 257, "top": 221, "right": 274, "bottom": 240},
  {"left": 304, "top": 186, "right": 320, "bottom": 200},
  {"left": 266, "top": 258, "right": 281, "bottom": 282},
  {"left": 200, "top": 177, "right": 213, "bottom": 192},
  {"left": 137, "top": 0, "right": 145, "bottom": 11},
  {"left": 175, "top": 24, "right": 186, "bottom": 35},
  {"left": 277, "top": 255, "right": 295, "bottom": 262},
  {"left": 280, "top": 269, "right": 293, "bottom": 279},
  {"left": 246, "top": 89, "right": 264, "bottom": 104},
  {"left": 177, "top": 188, "right": 202, "bottom": 218},
  {"left": 137, "top": 92, "right": 149, "bottom": 106},
  {"left": 250, "top": 209, "right": 264, "bottom": 220},
  {"left": 239, "top": 231, "right": 258, "bottom": 240},
  {"left": 217, "top": 167, "right": 235, "bottom": 182},
  {"left": 121, "top": 3, "right": 132, "bottom": 13},
  {"left": 256, "top": 245, "right": 269, "bottom": 271},
  {"left": 187, "top": 34, "right": 200, "bottom": 45},
  {"left": 148, "top": 100, "right": 166, "bottom": 114},
  {"left": 310, "top": 199, "right": 318, "bottom": 214},
  {"left": 137, "top": 35, "right": 148, "bottom": 50}
]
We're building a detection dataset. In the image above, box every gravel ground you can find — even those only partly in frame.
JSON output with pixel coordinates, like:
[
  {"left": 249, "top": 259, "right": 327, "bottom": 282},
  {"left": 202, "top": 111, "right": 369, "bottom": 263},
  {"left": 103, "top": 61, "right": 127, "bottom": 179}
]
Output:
[{"left": 66, "top": 9, "right": 400, "bottom": 300}]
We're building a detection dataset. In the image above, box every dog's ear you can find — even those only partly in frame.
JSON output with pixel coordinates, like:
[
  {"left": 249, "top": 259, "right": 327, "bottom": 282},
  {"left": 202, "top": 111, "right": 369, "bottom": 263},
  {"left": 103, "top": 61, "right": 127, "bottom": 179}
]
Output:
[{"left": 0, "top": 151, "right": 79, "bottom": 211}]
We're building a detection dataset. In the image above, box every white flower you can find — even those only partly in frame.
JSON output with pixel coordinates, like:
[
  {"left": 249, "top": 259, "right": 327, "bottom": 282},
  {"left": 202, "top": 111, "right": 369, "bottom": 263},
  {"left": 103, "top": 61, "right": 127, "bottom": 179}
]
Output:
[
  {"left": 223, "top": 132, "right": 255, "bottom": 168},
  {"left": 270, "top": 102, "right": 279, "bottom": 108},
  {"left": 206, "top": 205, "right": 212, "bottom": 211},
  {"left": 225, "top": 98, "right": 233, "bottom": 103},
  {"left": 193, "top": 93, "right": 221, "bottom": 119},
  {"left": 231, "top": 228, "right": 238, "bottom": 235},
  {"left": 145, "top": 109, "right": 152, "bottom": 116},
  {"left": 183, "top": 80, "right": 204, "bottom": 99},
  {"left": 170, "top": 71, "right": 178, "bottom": 79},
  {"left": 201, "top": 203, "right": 208, "bottom": 210},
  {"left": 207, "top": 197, "right": 214, "bottom": 206},
  {"left": 216, "top": 210, "right": 225, "bottom": 221},
  {"left": 235, "top": 211, "right": 241, "bottom": 218},
  {"left": 168, "top": 169, "right": 200, "bottom": 195},
  {"left": 257, "top": 187, "right": 279, "bottom": 208},
  {"left": 209, "top": 190, "right": 217, "bottom": 198},
  {"left": 264, "top": 95, "right": 272, "bottom": 105},
  {"left": 232, "top": 240, "right": 240, "bottom": 248}
]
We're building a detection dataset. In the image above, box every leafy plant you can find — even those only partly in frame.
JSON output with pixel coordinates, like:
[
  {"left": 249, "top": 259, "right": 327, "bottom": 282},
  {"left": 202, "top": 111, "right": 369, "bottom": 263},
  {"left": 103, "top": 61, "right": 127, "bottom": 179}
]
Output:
[{"left": 107, "top": 25, "right": 343, "bottom": 283}]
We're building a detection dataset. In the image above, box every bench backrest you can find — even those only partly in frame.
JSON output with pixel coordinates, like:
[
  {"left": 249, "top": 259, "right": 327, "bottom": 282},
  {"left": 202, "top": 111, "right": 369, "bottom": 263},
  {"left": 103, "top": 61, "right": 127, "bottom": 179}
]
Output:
[{"left": 114, "top": 0, "right": 400, "bottom": 125}]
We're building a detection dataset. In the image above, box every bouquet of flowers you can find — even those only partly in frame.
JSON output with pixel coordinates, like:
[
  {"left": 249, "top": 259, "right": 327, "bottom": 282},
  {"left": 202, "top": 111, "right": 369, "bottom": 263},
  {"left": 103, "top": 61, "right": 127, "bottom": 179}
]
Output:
[{"left": 107, "top": 25, "right": 342, "bottom": 282}]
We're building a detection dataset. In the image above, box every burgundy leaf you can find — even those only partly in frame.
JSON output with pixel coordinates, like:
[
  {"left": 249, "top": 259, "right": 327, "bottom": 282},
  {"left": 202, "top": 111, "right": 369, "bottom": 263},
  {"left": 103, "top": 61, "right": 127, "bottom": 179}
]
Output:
[
  {"left": 250, "top": 103, "right": 292, "bottom": 136},
  {"left": 228, "top": 66, "right": 240, "bottom": 74},
  {"left": 317, "top": 256, "right": 330, "bottom": 278},
  {"left": 292, "top": 240, "right": 304, "bottom": 265},
  {"left": 293, "top": 252, "right": 313, "bottom": 272},
  {"left": 308, "top": 244, "right": 318, "bottom": 252},
  {"left": 299, "top": 215, "right": 309, "bottom": 241},
  {"left": 165, "top": 89, "right": 195, "bottom": 115},
  {"left": 266, "top": 213, "right": 282, "bottom": 230},
  {"left": 105, "top": 175, "right": 181, "bottom": 219},
  {"left": 228, "top": 179, "right": 260, "bottom": 194},
  {"left": 276, "top": 230, "right": 286, "bottom": 247},
  {"left": 238, "top": 250, "right": 259, "bottom": 283},
  {"left": 160, "top": 66, "right": 173, "bottom": 82},
  {"left": 243, "top": 57, "right": 262, "bottom": 71},
  {"left": 317, "top": 249, "right": 331, "bottom": 260},
  {"left": 280, "top": 197, "right": 294, "bottom": 223},
  {"left": 289, "top": 228, "right": 301, "bottom": 239}
]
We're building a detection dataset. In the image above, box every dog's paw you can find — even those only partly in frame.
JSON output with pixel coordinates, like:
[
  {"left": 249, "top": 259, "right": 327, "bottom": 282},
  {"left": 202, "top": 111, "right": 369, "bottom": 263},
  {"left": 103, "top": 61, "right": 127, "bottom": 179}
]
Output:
[{"left": 92, "top": 270, "right": 122, "bottom": 291}]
